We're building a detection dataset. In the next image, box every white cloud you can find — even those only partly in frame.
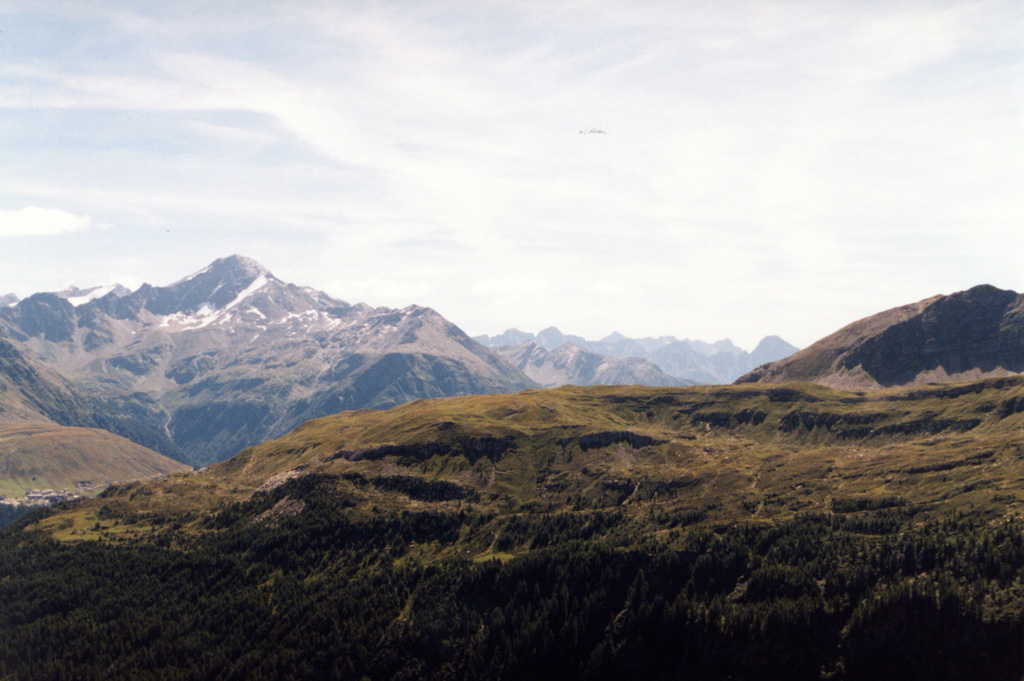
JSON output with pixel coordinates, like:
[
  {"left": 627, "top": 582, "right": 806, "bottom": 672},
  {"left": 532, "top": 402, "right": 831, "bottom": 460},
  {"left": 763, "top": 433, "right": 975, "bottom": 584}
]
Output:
[{"left": 0, "top": 207, "right": 92, "bottom": 237}]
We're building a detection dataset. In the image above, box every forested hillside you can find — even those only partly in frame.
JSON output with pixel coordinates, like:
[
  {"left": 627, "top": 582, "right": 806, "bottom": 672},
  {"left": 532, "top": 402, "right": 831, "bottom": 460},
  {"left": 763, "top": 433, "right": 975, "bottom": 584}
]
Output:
[
  {"left": 4, "top": 498, "right": 1022, "bottom": 680},
  {"left": 5, "top": 378, "right": 1024, "bottom": 679}
]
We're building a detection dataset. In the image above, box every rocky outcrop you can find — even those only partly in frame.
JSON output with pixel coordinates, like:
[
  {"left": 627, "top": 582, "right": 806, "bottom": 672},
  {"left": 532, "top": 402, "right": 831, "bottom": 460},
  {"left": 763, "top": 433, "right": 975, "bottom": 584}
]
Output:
[
  {"left": 333, "top": 435, "right": 515, "bottom": 464},
  {"left": 774, "top": 408, "right": 981, "bottom": 438},
  {"left": 560, "top": 430, "right": 666, "bottom": 451}
]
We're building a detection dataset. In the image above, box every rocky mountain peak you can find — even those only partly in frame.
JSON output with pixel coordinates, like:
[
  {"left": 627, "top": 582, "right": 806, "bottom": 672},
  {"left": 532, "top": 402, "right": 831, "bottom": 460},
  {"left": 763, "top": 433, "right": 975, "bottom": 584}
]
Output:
[
  {"left": 149, "top": 255, "right": 276, "bottom": 316},
  {"left": 474, "top": 328, "right": 535, "bottom": 348},
  {"left": 536, "top": 326, "right": 568, "bottom": 349},
  {"left": 176, "top": 254, "right": 272, "bottom": 290},
  {"left": 214, "top": 254, "right": 270, "bottom": 280},
  {"left": 599, "top": 331, "right": 628, "bottom": 344},
  {"left": 3, "top": 293, "right": 76, "bottom": 342},
  {"left": 750, "top": 335, "right": 800, "bottom": 366}
]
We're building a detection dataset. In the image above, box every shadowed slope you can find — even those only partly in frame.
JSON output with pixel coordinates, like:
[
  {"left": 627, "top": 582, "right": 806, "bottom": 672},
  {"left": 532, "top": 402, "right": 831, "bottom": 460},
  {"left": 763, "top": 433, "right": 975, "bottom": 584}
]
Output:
[{"left": 738, "top": 285, "right": 1024, "bottom": 389}]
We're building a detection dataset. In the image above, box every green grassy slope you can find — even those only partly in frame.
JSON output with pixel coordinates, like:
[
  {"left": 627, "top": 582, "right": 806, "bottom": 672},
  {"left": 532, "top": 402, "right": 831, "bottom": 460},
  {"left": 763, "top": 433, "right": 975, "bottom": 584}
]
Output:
[
  {"left": 23, "top": 375, "right": 1024, "bottom": 540},
  {"left": 0, "top": 421, "right": 191, "bottom": 499}
]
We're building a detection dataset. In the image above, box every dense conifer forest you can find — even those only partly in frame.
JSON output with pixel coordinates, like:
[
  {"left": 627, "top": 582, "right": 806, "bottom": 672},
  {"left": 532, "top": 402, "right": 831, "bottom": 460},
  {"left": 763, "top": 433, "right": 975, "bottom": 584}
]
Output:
[
  {"left": 3, "top": 477, "right": 1024, "bottom": 680},
  {"left": 0, "top": 503, "right": 32, "bottom": 529}
]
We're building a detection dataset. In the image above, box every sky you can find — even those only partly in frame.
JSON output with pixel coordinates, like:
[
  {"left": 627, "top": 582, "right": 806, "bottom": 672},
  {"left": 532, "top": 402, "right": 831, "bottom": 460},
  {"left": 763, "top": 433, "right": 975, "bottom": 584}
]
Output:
[{"left": 1, "top": 1, "right": 1022, "bottom": 350}]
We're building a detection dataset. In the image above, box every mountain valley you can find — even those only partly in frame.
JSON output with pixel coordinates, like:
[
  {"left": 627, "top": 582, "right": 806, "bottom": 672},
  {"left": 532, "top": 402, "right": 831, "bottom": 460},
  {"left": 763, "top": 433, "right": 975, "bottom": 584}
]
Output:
[
  {"left": 0, "top": 328, "right": 187, "bottom": 502},
  {"left": 0, "top": 421, "right": 188, "bottom": 500}
]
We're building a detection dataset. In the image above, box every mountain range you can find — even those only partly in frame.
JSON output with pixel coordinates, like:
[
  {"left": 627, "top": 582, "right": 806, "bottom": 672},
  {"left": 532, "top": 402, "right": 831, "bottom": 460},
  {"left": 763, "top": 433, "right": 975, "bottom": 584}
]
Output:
[
  {"left": 0, "top": 255, "right": 804, "bottom": 469},
  {"left": 492, "top": 341, "right": 695, "bottom": 388},
  {"left": 475, "top": 327, "right": 799, "bottom": 384},
  {"left": 4, "top": 258, "right": 1023, "bottom": 483},
  {"left": 0, "top": 255, "right": 534, "bottom": 466}
]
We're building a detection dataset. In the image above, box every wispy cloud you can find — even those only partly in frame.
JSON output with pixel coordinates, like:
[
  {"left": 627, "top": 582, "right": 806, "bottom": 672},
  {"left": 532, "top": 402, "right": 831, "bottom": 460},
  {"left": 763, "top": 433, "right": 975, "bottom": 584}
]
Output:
[{"left": 0, "top": 1, "right": 1021, "bottom": 347}]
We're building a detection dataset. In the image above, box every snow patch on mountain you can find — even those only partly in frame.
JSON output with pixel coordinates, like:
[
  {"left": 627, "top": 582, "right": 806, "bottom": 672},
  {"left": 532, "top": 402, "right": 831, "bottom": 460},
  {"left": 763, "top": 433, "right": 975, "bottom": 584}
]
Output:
[
  {"left": 156, "top": 275, "right": 269, "bottom": 330},
  {"left": 188, "top": 274, "right": 268, "bottom": 329},
  {"left": 66, "top": 285, "right": 118, "bottom": 306}
]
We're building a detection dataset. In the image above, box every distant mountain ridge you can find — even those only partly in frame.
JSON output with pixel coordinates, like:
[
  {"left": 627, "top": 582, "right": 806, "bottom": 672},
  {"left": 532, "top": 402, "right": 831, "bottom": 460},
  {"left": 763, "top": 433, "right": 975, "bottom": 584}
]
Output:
[
  {"left": 737, "top": 284, "right": 1024, "bottom": 389},
  {"left": 0, "top": 256, "right": 536, "bottom": 466},
  {"left": 494, "top": 341, "right": 694, "bottom": 388},
  {"left": 476, "top": 327, "right": 798, "bottom": 384}
]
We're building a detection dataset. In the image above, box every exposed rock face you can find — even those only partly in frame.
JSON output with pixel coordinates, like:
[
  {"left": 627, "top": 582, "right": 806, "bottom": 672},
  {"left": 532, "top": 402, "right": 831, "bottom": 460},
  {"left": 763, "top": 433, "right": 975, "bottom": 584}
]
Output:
[
  {"left": 333, "top": 435, "right": 515, "bottom": 465},
  {"left": 561, "top": 430, "right": 666, "bottom": 451},
  {"left": 494, "top": 341, "right": 693, "bottom": 388},
  {"left": 0, "top": 256, "right": 536, "bottom": 466},
  {"left": 477, "top": 329, "right": 798, "bottom": 384},
  {"left": 737, "top": 285, "right": 1024, "bottom": 389}
]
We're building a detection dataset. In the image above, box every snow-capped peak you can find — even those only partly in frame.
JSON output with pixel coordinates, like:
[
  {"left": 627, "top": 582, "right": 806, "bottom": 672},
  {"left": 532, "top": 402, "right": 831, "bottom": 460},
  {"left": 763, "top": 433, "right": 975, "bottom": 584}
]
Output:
[
  {"left": 170, "top": 255, "right": 270, "bottom": 289},
  {"left": 65, "top": 284, "right": 123, "bottom": 307}
]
